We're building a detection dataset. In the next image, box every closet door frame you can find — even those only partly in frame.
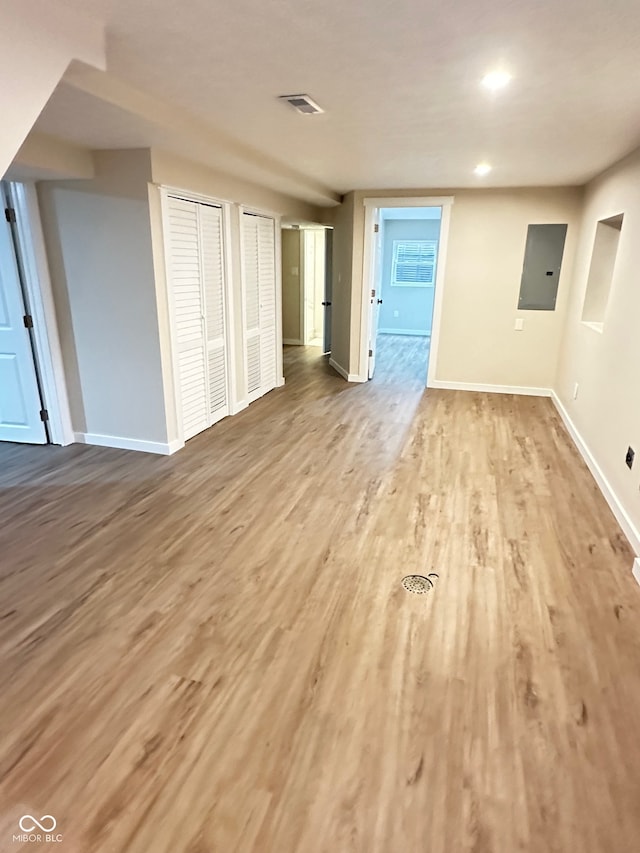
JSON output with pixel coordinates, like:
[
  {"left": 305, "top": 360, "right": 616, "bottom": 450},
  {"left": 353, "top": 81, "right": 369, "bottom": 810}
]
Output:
[
  {"left": 160, "top": 186, "right": 237, "bottom": 446},
  {"left": 238, "top": 205, "right": 284, "bottom": 406}
]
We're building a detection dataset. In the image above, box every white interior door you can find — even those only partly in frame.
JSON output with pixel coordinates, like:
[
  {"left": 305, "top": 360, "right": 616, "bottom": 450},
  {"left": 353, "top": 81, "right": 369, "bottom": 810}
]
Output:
[
  {"left": 0, "top": 213, "right": 46, "bottom": 443},
  {"left": 242, "top": 213, "right": 261, "bottom": 397},
  {"left": 242, "top": 211, "right": 277, "bottom": 401},
  {"left": 200, "top": 204, "right": 229, "bottom": 425},
  {"left": 166, "top": 195, "right": 229, "bottom": 441},
  {"left": 257, "top": 215, "right": 277, "bottom": 392},
  {"left": 368, "top": 210, "right": 383, "bottom": 379},
  {"left": 167, "top": 197, "right": 208, "bottom": 440},
  {"left": 303, "top": 230, "right": 315, "bottom": 344}
]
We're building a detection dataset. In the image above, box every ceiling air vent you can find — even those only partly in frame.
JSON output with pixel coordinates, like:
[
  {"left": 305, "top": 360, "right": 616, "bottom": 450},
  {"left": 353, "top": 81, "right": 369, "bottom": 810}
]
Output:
[{"left": 278, "top": 94, "right": 324, "bottom": 115}]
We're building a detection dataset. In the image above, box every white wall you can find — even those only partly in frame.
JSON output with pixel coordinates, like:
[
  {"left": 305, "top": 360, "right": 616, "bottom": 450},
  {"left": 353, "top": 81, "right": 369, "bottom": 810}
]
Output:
[
  {"left": 556, "top": 148, "right": 640, "bottom": 549},
  {"left": 38, "top": 150, "right": 169, "bottom": 448},
  {"left": 0, "top": 2, "right": 105, "bottom": 177}
]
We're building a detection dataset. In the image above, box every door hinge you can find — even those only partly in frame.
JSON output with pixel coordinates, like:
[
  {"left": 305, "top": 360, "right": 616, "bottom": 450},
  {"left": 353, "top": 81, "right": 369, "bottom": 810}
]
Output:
[
  {"left": 369, "top": 348, "right": 373, "bottom": 357},
  {"left": 5, "top": 207, "right": 16, "bottom": 223},
  {"left": 23, "top": 314, "right": 34, "bottom": 329},
  {"left": 40, "top": 409, "right": 49, "bottom": 422},
  {"left": 371, "top": 289, "right": 375, "bottom": 298},
  {"left": 374, "top": 223, "right": 379, "bottom": 233}
]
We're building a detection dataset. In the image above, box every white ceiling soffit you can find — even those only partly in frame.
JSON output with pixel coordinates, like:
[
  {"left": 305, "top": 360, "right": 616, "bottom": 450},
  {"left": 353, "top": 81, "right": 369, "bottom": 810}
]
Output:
[
  {"left": 34, "top": 68, "right": 340, "bottom": 207},
  {"left": 29, "top": 0, "right": 640, "bottom": 194}
]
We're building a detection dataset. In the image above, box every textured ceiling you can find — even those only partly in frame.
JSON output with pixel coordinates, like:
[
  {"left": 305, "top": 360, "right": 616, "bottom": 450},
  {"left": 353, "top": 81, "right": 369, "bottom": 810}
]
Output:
[{"left": 32, "top": 0, "right": 640, "bottom": 195}]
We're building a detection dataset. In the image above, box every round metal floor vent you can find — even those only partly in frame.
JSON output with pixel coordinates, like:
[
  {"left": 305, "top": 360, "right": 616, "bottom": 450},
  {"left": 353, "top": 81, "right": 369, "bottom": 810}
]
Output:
[{"left": 402, "top": 574, "right": 439, "bottom": 595}]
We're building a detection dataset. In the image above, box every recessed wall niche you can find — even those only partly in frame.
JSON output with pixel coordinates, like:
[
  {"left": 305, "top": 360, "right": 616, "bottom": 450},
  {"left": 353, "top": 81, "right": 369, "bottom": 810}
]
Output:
[{"left": 581, "top": 213, "right": 624, "bottom": 331}]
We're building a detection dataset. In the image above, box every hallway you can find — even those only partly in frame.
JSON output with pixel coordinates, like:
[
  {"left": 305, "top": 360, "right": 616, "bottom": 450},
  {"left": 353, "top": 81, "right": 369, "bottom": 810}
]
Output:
[{"left": 0, "top": 346, "right": 639, "bottom": 852}]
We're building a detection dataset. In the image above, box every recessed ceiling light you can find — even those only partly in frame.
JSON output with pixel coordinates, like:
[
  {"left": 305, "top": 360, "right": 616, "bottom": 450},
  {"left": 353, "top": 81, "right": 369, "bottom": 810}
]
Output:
[
  {"left": 481, "top": 70, "right": 512, "bottom": 91},
  {"left": 474, "top": 163, "right": 492, "bottom": 177}
]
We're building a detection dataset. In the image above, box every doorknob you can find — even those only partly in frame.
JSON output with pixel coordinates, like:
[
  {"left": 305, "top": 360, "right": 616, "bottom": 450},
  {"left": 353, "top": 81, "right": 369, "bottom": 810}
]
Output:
[
  {"left": 377, "top": 298, "right": 383, "bottom": 304},
  {"left": 322, "top": 301, "right": 332, "bottom": 306}
]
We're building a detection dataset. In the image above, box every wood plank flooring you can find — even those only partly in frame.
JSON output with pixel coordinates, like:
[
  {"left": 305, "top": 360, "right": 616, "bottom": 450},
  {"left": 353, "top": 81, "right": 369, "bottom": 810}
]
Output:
[
  {"left": 1, "top": 345, "right": 639, "bottom": 852},
  {"left": 374, "top": 332, "right": 430, "bottom": 388}
]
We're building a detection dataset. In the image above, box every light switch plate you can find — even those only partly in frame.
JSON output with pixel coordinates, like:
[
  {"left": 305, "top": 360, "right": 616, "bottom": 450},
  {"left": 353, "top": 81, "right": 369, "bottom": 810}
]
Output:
[{"left": 515, "top": 318, "right": 524, "bottom": 331}]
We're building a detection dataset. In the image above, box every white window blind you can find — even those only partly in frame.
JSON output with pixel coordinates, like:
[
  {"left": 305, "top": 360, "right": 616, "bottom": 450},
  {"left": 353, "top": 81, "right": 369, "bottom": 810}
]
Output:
[{"left": 391, "top": 239, "right": 437, "bottom": 287}]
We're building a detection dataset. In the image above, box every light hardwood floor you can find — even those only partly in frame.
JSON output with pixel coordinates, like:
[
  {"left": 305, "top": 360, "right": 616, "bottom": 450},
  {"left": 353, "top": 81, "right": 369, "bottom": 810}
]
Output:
[
  {"left": 1, "top": 346, "right": 639, "bottom": 852},
  {"left": 374, "top": 332, "right": 430, "bottom": 388}
]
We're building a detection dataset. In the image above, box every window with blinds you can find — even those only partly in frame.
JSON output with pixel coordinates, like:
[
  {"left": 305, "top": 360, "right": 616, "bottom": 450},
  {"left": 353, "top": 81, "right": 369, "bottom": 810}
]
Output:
[{"left": 391, "top": 239, "right": 437, "bottom": 287}]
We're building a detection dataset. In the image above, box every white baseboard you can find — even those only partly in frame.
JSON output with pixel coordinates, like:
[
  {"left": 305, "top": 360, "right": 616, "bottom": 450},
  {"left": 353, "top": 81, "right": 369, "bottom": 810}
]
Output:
[
  {"left": 329, "top": 358, "right": 348, "bottom": 380},
  {"left": 329, "top": 357, "right": 367, "bottom": 383},
  {"left": 378, "top": 328, "right": 431, "bottom": 337},
  {"left": 277, "top": 376, "right": 286, "bottom": 387},
  {"left": 73, "top": 432, "right": 179, "bottom": 455},
  {"left": 429, "top": 380, "right": 552, "bottom": 397},
  {"left": 633, "top": 558, "right": 640, "bottom": 587},
  {"left": 283, "top": 338, "right": 303, "bottom": 345},
  {"left": 551, "top": 391, "right": 640, "bottom": 556}
]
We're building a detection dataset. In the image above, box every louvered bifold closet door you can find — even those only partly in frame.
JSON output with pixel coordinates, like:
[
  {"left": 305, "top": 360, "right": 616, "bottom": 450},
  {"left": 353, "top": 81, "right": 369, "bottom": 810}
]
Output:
[
  {"left": 242, "top": 212, "right": 277, "bottom": 401},
  {"left": 257, "top": 215, "right": 277, "bottom": 393},
  {"left": 199, "top": 204, "right": 229, "bottom": 424},
  {"left": 242, "top": 213, "right": 261, "bottom": 396},
  {"left": 166, "top": 197, "right": 208, "bottom": 440}
]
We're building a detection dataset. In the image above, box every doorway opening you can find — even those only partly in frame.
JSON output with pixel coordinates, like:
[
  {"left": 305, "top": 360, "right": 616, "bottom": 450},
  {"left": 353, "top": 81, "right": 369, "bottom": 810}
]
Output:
[
  {"left": 281, "top": 224, "right": 333, "bottom": 355},
  {"left": 361, "top": 196, "right": 454, "bottom": 386},
  {"left": 0, "top": 181, "right": 73, "bottom": 446},
  {"left": 0, "top": 181, "right": 48, "bottom": 444},
  {"left": 374, "top": 207, "right": 441, "bottom": 383}
]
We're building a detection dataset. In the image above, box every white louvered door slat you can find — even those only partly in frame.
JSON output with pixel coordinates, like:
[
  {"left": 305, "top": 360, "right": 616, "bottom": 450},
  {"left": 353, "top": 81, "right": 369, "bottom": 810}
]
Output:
[
  {"left": 167, "top": 196, "right": 229, "bottom": 441},
  {"left": 242, "top": 214, "right": 261, "bottom": 395},
  {"left": 257, "top": 216, "right": 277, "bottom": 393},
  {"left": 167, "top": 197, "right": 208, "bottom": 440},
  {"left": 242, "top": 212, "right": 277, "bottom": 401},
  {"left": 200, "top": 204, "right": 229, "bottom": 424}
]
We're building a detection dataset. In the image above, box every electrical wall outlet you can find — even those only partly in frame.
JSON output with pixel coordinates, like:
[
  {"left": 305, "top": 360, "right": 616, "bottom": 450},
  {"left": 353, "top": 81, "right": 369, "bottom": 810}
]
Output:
[
  {"left": 514, "top": 318, "right": 524, "bottom": 331},
  {"left": 626, "top": 446, "right": 635, "bottom": 469},
  {"left": 393, "top": 310, "right": 399, "bottom": 318}
]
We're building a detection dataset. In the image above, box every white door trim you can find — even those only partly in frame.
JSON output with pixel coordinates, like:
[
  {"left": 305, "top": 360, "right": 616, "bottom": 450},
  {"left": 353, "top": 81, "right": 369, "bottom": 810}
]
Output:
[
  {"left": 159, "top": 186, "right": 237, "bottom": 447},
  {"left": 5, "top": 181, "right": 74, "bottom": 445},
  {"left": 363, "top": 196, "right": 455, "bottom": 209},
  {"left": 360, "top": 195, "right": 454, "bottom": 386}
]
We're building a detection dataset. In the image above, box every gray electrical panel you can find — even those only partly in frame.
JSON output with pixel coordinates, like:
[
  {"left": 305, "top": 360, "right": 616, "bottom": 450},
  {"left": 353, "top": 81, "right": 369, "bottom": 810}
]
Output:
[{"left": 517, "top": 224, "right": 568, "bottom": 311}]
